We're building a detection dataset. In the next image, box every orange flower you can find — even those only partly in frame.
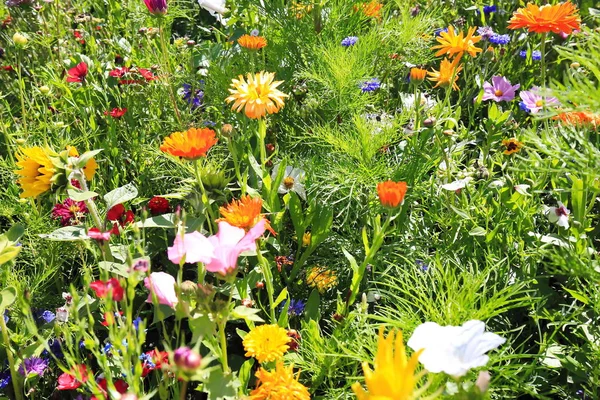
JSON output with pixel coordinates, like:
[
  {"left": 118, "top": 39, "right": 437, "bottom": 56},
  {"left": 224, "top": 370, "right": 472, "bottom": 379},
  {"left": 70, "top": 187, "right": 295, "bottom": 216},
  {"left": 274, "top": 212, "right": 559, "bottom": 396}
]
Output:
[
  {"left": 409, "top": 67, "right": 427, "bottom": 83},
  {"left": 160, "top": 127, "right": 218, "bottom": 160},
  {"left": 354, "top": 1, "right": 383, "bottom": 19},
  {"left": 554, "top": 111, "right": 600, "bottom": 127},
  {"left": 219, "top": 195, "right": 275, "bottom": 234},
  {"left": 377, "top": 181, "right": 407, "bottom": 208},
  {"left": 508, "top": 2, "right": 580, "bottom": 34},
  {"left": 502, "top": 138, "right": 523, "bottom": 155},
  {"left": 427, "top": 57, "right": 463, "bottom": 90},
  {"left": 238, "top": 35, "right": 268, "bottom": 50},
  {"left": 431, "top": 26, "right": 482, "bottom": 60}
]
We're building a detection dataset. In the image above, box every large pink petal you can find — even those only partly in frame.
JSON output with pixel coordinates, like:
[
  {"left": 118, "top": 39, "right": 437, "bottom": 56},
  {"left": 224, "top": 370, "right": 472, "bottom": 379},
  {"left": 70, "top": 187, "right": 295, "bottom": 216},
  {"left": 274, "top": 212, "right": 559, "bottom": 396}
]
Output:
[
  {"left": 214, "top": 221, "right": 246, "bottom": 247},
  {"left": 168, "top": 231, "right": 214, "bottom": 264}
]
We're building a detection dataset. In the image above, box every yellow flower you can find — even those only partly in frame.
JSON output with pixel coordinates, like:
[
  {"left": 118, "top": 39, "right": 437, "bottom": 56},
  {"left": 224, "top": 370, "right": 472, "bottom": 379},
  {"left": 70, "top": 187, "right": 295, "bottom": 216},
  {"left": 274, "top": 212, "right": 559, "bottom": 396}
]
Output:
[
  {"left": 351, "top": 327, "right": 425, "bottom": 400},
  {"left": 302, "top": 232, "right": 311, "bottom": 247},
  {"left": 249, "top": 361, "right": 310, "bottom": 400},
  {"left": 238, "top": 34, "right": 268, "bottom": 50},
  {"left": 431, "top": 26, "right": 482, "bottom": 61},
  {"left": 502, "top": 138, "right": 523, "bottom": 155},
  {"left": 225, "top": 72, "right": 289, "bottom": 119},
  {"left": 427, "top": 57, "right": 463, "bottom": 91},
  {"left": 306, "top": 265, "right": 337, "bottom": 293},
  {"left": 243, "top": 324, "right": 291, "bottom": 363},
  {"left": 291, "top": 2, "right": 313, "bottom": 19},
  {"left": 67, "top": 146, "right": 98, "bottom": 181},
  {"left": 14, "top": 147, "right": 57, "bottom": 198}
]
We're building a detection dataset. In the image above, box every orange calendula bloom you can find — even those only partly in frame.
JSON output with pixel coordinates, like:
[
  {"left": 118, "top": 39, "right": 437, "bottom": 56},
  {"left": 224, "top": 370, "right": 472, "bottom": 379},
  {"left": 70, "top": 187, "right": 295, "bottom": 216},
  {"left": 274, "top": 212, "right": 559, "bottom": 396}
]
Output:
[
  {"left": 219, "top": 195, "right": 275, "bottom": 233},
  {"left": 67, "top": 146, "right": 98, "bottom": 181},
  {"left": 354, "top": 1, "right": 383, "bottom": 19},
  {"left": 377, "top": 181, "right": 408, "bottom": 208},
  {"left": 508, "top": 2, "right": 580, "bottom": 34},
  {"left": 432, "top": 26, "right": 482, "bottom": 60},
  {"left": 14, "top": 147, "right": 57, "bottom": 198},
  {"left": 409, "top": 67, "right": 427, "bottom": 83},
  {"left": 160, "top": 127, "right": 218, "bottom": 160},
  {"left": 502, "top": 138, "right": 524, "bottom": 155},
  {"left": 351, "top": 327, "right": 425, "bottom": 400},
  {"left": 554, "top": 111, "right": 600, "bottom": 127},
  {"left": 250, "top": 361, "right": 310, "bottom": 400},
  {"left": 428, "top": 57, "right": 463, "bottom": 91},
  {"left": 225, "top": 72, "right": 289, "bottom": 119},
  {"left": 238, "top": 34, "right": 268, "bottom": 50}
]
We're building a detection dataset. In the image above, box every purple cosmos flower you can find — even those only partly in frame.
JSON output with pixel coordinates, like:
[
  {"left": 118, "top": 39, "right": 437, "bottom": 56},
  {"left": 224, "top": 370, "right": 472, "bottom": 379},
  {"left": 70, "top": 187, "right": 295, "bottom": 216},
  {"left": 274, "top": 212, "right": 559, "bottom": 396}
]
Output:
[
  {"left": 519, "top": 87, "right": 559, "bottom": 113},
  {"left": 477, "top": 26, "right": 495, "bottom": 40},
  {"left": 360, "top": 78, "right": 380, "bottom": 93},
  {"left": 481, "top": 76, "right": 520, "bottom": 102},
  {"left": 489, "top": 34, "right": 510, "bottom": 45},
  {"left": 143, "top": 0, "right": 167, "bottom": 15},
  {"left": 0, "top": 371, "right": 10, "bottom": 390},
  {"left": 18, "top": 357, "right": 49, "bottom": 377},
  {"left": 341, "top": 36, "right": 358, "bottom": 47},
  {"left": 51, "top": 198, "right": 88, "bottom": 227},
  {"left": 288, "top": 299, "right": 306, "bottom": 316}
]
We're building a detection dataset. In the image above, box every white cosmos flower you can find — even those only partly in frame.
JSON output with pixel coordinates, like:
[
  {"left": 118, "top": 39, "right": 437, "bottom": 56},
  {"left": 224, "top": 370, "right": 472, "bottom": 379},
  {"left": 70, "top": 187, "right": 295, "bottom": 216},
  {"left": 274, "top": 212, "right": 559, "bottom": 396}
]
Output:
[
  {"left": 272, "top": 164, "right": 307, "bottom": 200},
  {"left": 545, "top": 202, "right": 570, "bottom": 229},
  {"left": 198, "top": 0, "right": 228, "bottom": 20},
  {"left": 407, "top": 320, "right": 506, "bottom": 378},
  {"left": 441, "top": 177, "right": 472, "bottom": 191}
]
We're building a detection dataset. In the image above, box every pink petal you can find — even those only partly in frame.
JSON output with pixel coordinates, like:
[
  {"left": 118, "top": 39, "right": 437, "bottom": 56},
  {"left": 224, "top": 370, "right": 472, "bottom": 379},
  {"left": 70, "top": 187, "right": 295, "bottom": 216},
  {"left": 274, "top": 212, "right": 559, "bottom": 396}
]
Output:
[{"left": 168, "top": 231, "right": 214, "bottom": 264}]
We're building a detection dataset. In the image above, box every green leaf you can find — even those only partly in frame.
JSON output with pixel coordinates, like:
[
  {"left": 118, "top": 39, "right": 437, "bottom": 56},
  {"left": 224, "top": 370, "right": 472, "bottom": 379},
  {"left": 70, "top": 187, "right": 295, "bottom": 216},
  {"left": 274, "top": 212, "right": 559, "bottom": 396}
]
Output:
[
  {"left": 152, "top": 304, "right": 175, "bottom": 324},
  {"left": 309, "top": 205, "right": 333, "bottom": 249},
  {"left": 272, "top": 287, "right": 288, "bottom": 310},
  {"left": 570, "top": 177, "right": 585, "bottom": 229},
  {"left": 0, "top": 246, "right": 21, "bottom": 265},
  {"left": 104, "top": 183, "right": 138, "bottom": 210},
  {"left": 287, "top": 192, "right": 305, "bottom": 244},
  {"left": 450, "top": 205, "right": 470, "bottom": 220},
  {"left": 136, "top": 213, "right": 177, "bottom": 228},
  {"left": 564, "top": 287, "right": 590, "bottom": 304},
  {"left": 343, "top": 248, "right": 359, "bottom": 275},
  {"left": 5, "top": 224, "right": 24, "bottom": 242},
  {"left": 203, "top": 368, "right": 239, "bottom": 400},
  {"left": 469, "top": 226, "right": 487, "bottom": 236},
  {"left": 72, "top": 149, "right": 102, "bottom": 169},
  {"left": 189, "top": 314, "right": 217, "bottom": 342},
  {"left": 98, "top": 261, "right": 130, "bottom": 277},
  {"left": 238, "top": 359, "right": 255, "bottom": 395},
  {"left": 0, "top": 286, "right": 17, "bottom": 310},
  {"left": 67, "top": 189, "right": 98, "bottom": 201},
  {"left": 230, "top": 306, "right": 264, "bottom": 323},
  {"left": 39, "top": 226, "right": 89, "bottom": 241},
  {"left": 304, "top": 289, "right": 320, "bottom": 322},
  {"left": 278, "top": 298, "right": 290, "bottom": 328}
]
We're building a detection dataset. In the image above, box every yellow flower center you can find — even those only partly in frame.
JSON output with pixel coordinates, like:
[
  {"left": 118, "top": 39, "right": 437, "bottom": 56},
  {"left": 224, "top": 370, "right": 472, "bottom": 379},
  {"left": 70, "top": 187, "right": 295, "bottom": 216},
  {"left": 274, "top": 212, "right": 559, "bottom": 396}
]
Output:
[
  {"left": 495, "top": 89, "right": 504, "bottom": 97},
  {"left": 283, "top": 176, "right": 295, "bottom": 189},
  {"left": 535, "top": 99, "right": 544, "bottom": 107},
  {"left": 69, "top": 204, "right": 81, "bottom": 213}
]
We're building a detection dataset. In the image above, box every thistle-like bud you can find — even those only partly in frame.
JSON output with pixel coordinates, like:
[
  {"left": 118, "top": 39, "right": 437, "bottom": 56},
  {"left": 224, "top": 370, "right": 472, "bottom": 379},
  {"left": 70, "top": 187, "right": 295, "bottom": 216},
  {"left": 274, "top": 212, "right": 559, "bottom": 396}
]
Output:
[{"left": 173, "top": 347, "right": 201, "bottom": 371}]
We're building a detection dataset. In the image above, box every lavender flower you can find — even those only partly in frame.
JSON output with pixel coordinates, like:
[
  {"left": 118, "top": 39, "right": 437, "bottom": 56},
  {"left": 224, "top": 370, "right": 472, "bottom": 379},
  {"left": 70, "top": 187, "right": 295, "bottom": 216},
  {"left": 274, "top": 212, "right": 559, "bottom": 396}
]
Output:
[
  {"left": 477, "top": 26, "right": 495, "bottom": 41},
  {"left": 480, "top": 76, "right": 520, "bottom": 102},
  {"left": 288, "top": 299, "right": 306, "bottom": 316},
  {"left": 341, "top": 36, "right": 358, "bottom": 47},
  {"left": 489, "top": 34, "right": 510, "bottom": 45},
  {"left": 18, "top": 357, "right": 49, "bottom": 377},
  {"left": 519, "top": 87, "right": 559, "bottom": 113},
  {"left": 483, "top": 5, "right": 496, "bottom": 13},
  {"left": 360, "top": 78, "right": 380, "bottom": 93}
]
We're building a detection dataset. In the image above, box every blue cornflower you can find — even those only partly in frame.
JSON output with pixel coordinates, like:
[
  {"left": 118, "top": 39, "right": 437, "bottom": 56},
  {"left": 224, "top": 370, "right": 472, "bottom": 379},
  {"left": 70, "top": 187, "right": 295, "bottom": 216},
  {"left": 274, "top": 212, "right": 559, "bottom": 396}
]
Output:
[
  {"left": 519, "top": 50, "right": 527, "bottom": 58},
  {"left": 341, "top": 36, "right": 358, "bottom": 47},
  {"left": 133, "top": 317, "right": 142, "bottom": 331},
  {"left": 18, "top": 357, "right": 49, "bottom": 377},
  {"left": 532, "top": 50, "right": 541, "bottom": 60},
  {"left": 202, "top": 120, "right": 217, "bottom": 127},
  {"left": 483, "top": 5, "right": 497, "bottom": 13},
  {"left": 0, "top": 371, "right": 10, "bottom": 390},
  {"left": 434, "top": 27, "right": 448, "bottom": 36},
  {"left": 360, "top": 78, "right": 380, "bottom": 93},
  {"left": 102, "top": 342, "right": 113, "bottom": 354},
  {"left": 489, "top": 34, "right": 510, "bottom": 45},
  {"left": 43, "top": 339, "right": 64, "bottom": 359},
  {"left": 33, "top": 310, "right": 55, "bottom": 324},
  {"left": 139, "top": 353, "right": 155, "bottom": 368},
  {"left": 288, "top": 299, "right": 306, "bottom": 316},
  {"left": 477, "top": 26, "right": 494, "bottom": 41},
  {"left": 519, "top": 101, "right": 531, "bottom": 113},
  {"left": 416, "top": 259, "right": 429, "bottom": 272},
  {"left": 181, "top": 83, "right": 204, "bottom": 110}
]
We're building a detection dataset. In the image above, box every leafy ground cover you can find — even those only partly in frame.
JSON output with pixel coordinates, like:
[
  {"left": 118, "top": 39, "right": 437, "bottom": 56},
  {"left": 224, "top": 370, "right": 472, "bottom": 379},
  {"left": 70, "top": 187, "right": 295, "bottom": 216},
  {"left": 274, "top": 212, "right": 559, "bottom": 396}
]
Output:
[{"left": 0, "top": 0, "right": 599, "bottom": 399}]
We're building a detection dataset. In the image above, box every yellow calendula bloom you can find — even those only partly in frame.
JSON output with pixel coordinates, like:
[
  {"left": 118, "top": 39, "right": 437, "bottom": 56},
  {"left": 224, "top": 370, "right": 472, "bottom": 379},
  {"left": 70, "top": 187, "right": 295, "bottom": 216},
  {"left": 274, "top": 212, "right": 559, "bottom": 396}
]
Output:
[
  {"left": 243, "top": 324, "right": 291, "bottom": 363},
  {"left": 432, "top": 26, "right": 482, "bottom": 61},
  {"left": 67, "top": 146, "right": 98, "bottom": 181},
  {"left": 351, "top": 327, "right": 425, "bottom": 400},
  {"left": 306, "top": 265, "right": 338, "bottom": 293},
  {"left": 225, "top": 72, "right": 289, "bottom": 119},
  {"left": 250, "top": 361, "right": 310, "bottom": 400},
  {"left": 427, "top": 57, "right": 463, "bottom": 91},
  {"left": 14, "top": 147, "right": 57, "bottom": 198}
]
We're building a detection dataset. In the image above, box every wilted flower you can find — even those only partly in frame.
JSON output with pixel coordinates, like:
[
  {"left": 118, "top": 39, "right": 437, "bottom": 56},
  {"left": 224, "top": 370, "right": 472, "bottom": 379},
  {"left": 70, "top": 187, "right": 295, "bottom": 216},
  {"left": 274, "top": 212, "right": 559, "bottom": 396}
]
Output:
[
  {"left": 243, "top": 324, "right": 291, "bottom": 363},
  {"left": 407, "top": 320, "right": 506, "bottom": 377},
  {"left": 145, "top": 272, "right": 178, "bottom": 307},
  {"left": 52, "top": 198, "right": 88, "bottom": 226},
  {"left": 272, "top": 164, "right": 306, "bottom": 200},
  {"left": 546, "top": 202, "right": 570, "bottom": 228},
  {"left": 226, "top": 72, "right": 289, "bottom": 119},
  {"left": 341, "top": 36, "right": 359, "bottom": 47},
  {"left": 481, "top": 76, "right": 520, "bottom": 102}
]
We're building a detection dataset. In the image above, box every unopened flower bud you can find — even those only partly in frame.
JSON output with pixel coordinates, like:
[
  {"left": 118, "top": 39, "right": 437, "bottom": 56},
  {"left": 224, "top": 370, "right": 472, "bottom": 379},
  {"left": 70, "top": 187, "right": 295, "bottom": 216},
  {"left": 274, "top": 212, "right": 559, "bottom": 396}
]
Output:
[
  {"left": 186, "top": 40, "right": 196, "bottom": 47},
  {"left": 423, "top": 117, "right": 436, "bottom": 127},
  {"left": 179, "top": 280, "right": 197, "bottom": 298},
  {"left": 570, "top": 62, "right": 580, "bottom": 69},
  {"left": 15, "top": 138, "right": 26, "bottom": 145},
  {"left": 475, "top": 371, "right": 491, "bottom": 393},
  {"left": 221, "top": 124, "right": 233, "bottom": 137},
  {"left": 255, "top": 281, "right": 265, "bottom": 289},
  {"left": 39, "top": 85, "right": 50, "bottom": 95},
  {"left": 13, "top": 33, "right": 28, "bottom": 46},
  {"left": 241, "top": 298, "right": 254, "bottom": 307},
  {"left": 265, "top": 143, "right": 275, "bottom": 153},
  {"left": 173, "top": 347, "right": 201, "bottom": 371},
  {"left": 443, "top": 129, "right": 454, "bottom": 136}
]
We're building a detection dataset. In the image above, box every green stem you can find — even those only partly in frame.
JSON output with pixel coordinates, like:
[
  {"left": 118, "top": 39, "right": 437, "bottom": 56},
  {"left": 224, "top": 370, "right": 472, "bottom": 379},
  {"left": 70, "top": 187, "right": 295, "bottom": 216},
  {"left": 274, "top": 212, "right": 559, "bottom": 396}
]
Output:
[
  {"left": 255, "top": 243, "right": 276, "bottom": 323},
  {"left": 0, "top": 313, "right": 24, "bottom": 400},
  {"left": 179, "top": 381, "right": 188, "bottom": 400},
  {"left": 257, "top": 119, "right": 267, "bottom": 168},
  {"left": 17, "top": 50, "right": 27, "bottom": 135},
  {"left": 413, "top": 84, "right": 421, "bottom": 131},
  {"left": 158, "top": 18, "right": 182, "bottom": 125},
  {"left": 218, "top": 285, "right": 234, "bottom": 373},
  {"left": 540, "top": 32, "right": 547, "bottom": 89},
  {"left": 194, "top": 159, "right": 214, "bottom": 235}
]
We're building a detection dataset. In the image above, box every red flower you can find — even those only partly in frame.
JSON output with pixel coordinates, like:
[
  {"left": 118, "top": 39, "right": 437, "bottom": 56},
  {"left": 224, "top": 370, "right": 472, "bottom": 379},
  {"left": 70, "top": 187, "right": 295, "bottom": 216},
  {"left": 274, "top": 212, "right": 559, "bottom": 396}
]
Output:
[
  {"left": 147, "top": 196, "right": 170, "bottom": 215},
  {"left": 52, "top": 198, "right": 89, "bottom": 226},
  {"left": 92, "top": 378, "right": 128, "bottom": 400},
  {"left": 104, "top": 107, "right": 127, "bottom": 118},
  {"left": 67, "top": 62, "right": 88, "bottom": 83},
  {"left": 90, "top": 278, "right": 124, "bottom": 301},
  {"left": 100, "top": 310, "right": 123, "bottom": 326},
  {"left": 73, "top": 30, "right": 86, "bottom": 44},
  {"left": 88, "top": 227, "right": 112, "bottom": 241},
  {"left": 138, "top": 68, "right": 157, "bottom": 81},
  {"left": 107, "top": 204, "right": 135, "bottom": 226},
  {"left": 57, "top": 365, "right": 88, "bottom": 390},
  {"left": 141, "top": 349, "right": 169, "bottom": 377},
  {"left": 109, "top": 67, "right": 130, "bottom": 78},
  {"left": 1, "top": 65, "right": 14, "bottom": 72}
]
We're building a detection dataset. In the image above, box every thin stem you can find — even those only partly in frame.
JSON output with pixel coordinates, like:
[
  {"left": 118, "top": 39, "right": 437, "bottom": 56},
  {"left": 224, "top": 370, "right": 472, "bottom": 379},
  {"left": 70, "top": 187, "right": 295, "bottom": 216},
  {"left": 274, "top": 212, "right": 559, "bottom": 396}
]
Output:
[
  {"left": 255, "top": 243, "right": 276, "bottom": 323},
  {"left": 0, "top": 314, "right": 24, "bottom": 400},
  {"left": 257, "top": 119, "right": 267, "bottom": 168},
  {"left": 179, "top": 381, "right": 188, "bottom": 400},
  {"left": 218, "top": 284, "right": 234, "bottom": 373},
  {"left": 17, "top": 50, "right": 27, "bottom": 135},
  {"left": 158, "top": 18, "right": 182, "bottom": 125},
  {"left": 413, "top": 84, "right": 421, "bottom": 131},
  {"left": 540, "top": 32, "right": 547, "bottom": 89},
  {"left": 194, "top": 159, "right": 214, "bottom": 234}
]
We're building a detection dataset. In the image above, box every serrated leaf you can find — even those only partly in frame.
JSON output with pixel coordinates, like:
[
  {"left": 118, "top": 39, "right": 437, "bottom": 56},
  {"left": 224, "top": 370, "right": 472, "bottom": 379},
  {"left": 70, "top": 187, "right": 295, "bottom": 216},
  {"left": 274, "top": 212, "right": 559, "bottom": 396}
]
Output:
[{"left": 104, "top": 183, "right": 138, "bottom": 210}]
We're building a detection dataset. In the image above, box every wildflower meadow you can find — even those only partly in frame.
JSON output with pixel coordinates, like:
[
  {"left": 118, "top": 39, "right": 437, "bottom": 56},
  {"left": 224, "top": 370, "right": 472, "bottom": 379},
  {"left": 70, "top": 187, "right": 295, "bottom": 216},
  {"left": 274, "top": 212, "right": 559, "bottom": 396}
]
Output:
[{"left": 1, "top": 0, "right": 600, "bottom": 398}]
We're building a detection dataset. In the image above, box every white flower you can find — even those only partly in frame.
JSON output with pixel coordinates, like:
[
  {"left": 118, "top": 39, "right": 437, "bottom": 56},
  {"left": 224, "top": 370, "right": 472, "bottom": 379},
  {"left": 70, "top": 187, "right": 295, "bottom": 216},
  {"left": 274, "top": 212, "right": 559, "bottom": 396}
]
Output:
[
  {"left": 272, "top": 164, "right": 307, "bottom": 200},
  {"left": 441, "top": 177, "right": 472, "bottom": 192},
  {"left": 546, "top": 202, "right": 570, "bottom": 229},
  {"left": 407, "top": 320, "right": 506, "bottom": 377},
  {"left": 400, "top": 93, "right": 437, "bottom": 112},
  {"left": 55, "top": 306, "right": 69, "bottom": 323},
  {"left": 488, "top": 180, "right": 504, "bottom": 189},
  {"left": 514, "top": 184, "right": 531, "bottom": 196},
  {"left": 198, "top": 0, "right": 228, "bottom": 19}
]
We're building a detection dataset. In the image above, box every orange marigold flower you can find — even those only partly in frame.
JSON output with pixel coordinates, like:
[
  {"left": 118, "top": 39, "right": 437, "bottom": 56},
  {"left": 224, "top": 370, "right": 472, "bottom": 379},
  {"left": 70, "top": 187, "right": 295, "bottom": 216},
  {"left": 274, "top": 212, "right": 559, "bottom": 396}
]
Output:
[
  {"left": 508, "top": 2, "right": 580, "bottom": 34},
  {"left": 377, "top": 181, "right": 408, "bottom": 208},
  {"left": 427, "top": 57, "right": 463, "bottom": 90},
  {"left": 354, "top": 1, "right": 383, "bottom": 19},
  {"left": 432, "top": 26, "right": 482, "bottom": 60},
  {"left": 249, "top": 361, "right": 310, "bottom": 400},
  {"left": 160, "top": 127, "right": 218, "bottom": 160},
  {"left": 409, "top": 67, "right": 427, "bottom": 83},
  {"left": 554, "top": 111, "right": 600, "bottom": 127},
  {"left": 225, "top": 72, "right": 289, "bottom": 120},
  {"left": 219, "top": 195, "right": 275, "bottom": 234},
  {"left": 502, "top": 138, "right": 524, "bottom": 155},
  {"left": 238, "top": 34, "right": 267, "bottom": 50}
]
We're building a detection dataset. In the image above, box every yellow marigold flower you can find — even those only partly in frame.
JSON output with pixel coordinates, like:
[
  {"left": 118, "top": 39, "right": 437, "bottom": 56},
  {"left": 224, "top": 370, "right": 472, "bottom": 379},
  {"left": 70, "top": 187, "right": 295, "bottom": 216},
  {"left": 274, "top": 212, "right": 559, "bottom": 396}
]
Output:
[
  {"left": 14, "top": 147, "right": 57, "bottom": 198},
  {"left": 225, "top": 72, "right": 289, "bottom": 119},
  {"left": 302, "top": 232, "right": 311, "bottom": 247},
  {"left": 218, "top": 195, "right": 275, "bottom": 234},
  {"left": 249, "top": 361, "right": 310, "bottom": 400},
  {"left": 67, "top": 146, "right": 98, "bottom": 181},
  {"left": 160, "top": 127, "right": 218, "bottom": 160},
  {"left": 291, "top": 2, "right": 313, "bottom": 19},
  {"left": 508, "top": 1, "right": 580, "bottom": 34},
  {"left": 502, "top": 138, "right": 524, "bottom": 155},
  {"left": 351, "top": 327, "right": 425, "bottom": 400},
  {"left": 427, "top": 57, "right": 463, "bottom": 91},
  {"left": 306, "top": 265, "right": 337, "bottom": 293},
  {"left": 238, "top": 34, "right": 267, "bottom": 50},
  {"left": 432, "top": 26, "right": 482, "bottom": 61},
  {"left": 243, "top": 324, "right": 291, "bottom": 363}
]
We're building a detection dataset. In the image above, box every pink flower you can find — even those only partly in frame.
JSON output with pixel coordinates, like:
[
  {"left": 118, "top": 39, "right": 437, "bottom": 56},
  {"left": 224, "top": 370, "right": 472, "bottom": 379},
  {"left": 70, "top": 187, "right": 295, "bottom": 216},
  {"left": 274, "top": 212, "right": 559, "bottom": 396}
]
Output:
[
  {"left": 52, "top": 198, "right": 88, "bottom": 226},
  {"left": 480, "top": 76, "right": 520, "bottom": 102},
  {"left": 144, "top": 272, "right": 178, "bottom": 307},
  {"left": 87, "top": 228, "right": 112, "bottom": 241},
  {"left": 519, "top": 87, "right": 560, "bottom": 114},
  {"left": 167, "top": 220, "right": 267, "bottom": 275}
]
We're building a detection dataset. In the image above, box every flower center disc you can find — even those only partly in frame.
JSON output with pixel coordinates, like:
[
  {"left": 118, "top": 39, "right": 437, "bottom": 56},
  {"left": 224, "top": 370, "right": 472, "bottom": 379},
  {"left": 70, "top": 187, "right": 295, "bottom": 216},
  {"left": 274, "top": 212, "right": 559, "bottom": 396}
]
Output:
[
  {"left": 535, "top": 99, "right": 544, "bottom": 107},
  {"left": 283, "top": 177, "right": 295, "bottom": 189},
  {"left": 494, "top": 89, "right": 504, "bottom": 97}
]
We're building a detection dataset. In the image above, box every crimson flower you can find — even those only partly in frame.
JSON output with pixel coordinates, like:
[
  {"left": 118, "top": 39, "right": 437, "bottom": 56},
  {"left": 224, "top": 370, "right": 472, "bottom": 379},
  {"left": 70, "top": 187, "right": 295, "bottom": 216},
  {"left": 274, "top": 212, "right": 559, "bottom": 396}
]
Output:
[
  {"left": 100, "top": 310, "right": 123, "bottom": 326},
  {"left": 107, "top": 204, "right": 135, "bottom": 227},
  {"left": 91, "top": 378, "right": 128, "bottom": 400},
  {"left": 148, "top": 196, "right": 170, "bottom": 215},
  {"left": 89, "top": 278, "right": 124, "bottom": 301},
  {"left": 67, "top": 62, "right": 88, "bottom": 83},
  {"left": 52, "top": 198, "right": 88, "bottom": 226},
  {"left": 57, "top": 365, "right": 88, "bottom": 390},
  {"left": 1, "top": 65, "right": 14, "bottom": 72},
  {"left": 104, "top": 107, "right": 127, "bottom": 118},
  {"left": 88, "top": 227, "right": 112, "bottom": 241},
  {"left": 108, "top": 67, "right": 157, "bottom": 85},
  {"left": 141, "top": 349, "right": 170, "bottom": 377},
  {"left": 73, "top": 30, "right": 85, "bottom": 44}
]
